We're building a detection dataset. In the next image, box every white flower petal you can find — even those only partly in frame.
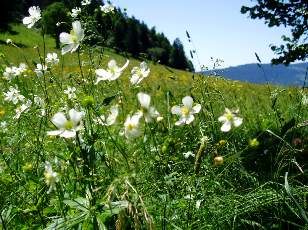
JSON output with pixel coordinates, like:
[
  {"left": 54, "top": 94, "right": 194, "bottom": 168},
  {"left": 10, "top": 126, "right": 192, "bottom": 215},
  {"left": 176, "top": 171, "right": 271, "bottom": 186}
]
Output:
[
  {"left": 140, "top": 61, "right": 148, "bottom": 71},
  {"left": 61, "top": 44, "right": 75, "bottom": 55},
  {"left": 233, "top": 117, "right": 243, "bottom": 127},
  {"left": 22, "top": 17, "right": 32, "bottom": 25},
  {"left": 95, "top": 68, "right": 110, "bottom": 79},
  {"left": 171, "top": 105, "right": 182, "bottom": 115},
  {"left": 51, "top": 112, "right": 67, "bottom": 129},
  {"left": 218, "top": 115, "right": 227, "bottom": 122},
  {"left": 221, "top": 121, "right": 232, "bottom": 132},
  {"left": 47, "top": 130, "right": 64, "bottom": 136},
  {"left": 182, "top": 96, "right": 193, "bottom": 109},
  {"left": 59, "top": 32, "right": 72, "bottom": 44},
  {"left": 69, "top": 109, "right": 82, "bottom": 125},
  {"left": 60, "top": 130, "right": 76, "bottom": 138},
  {"left": 137, "top": 92, "right": 151, "bottom": 108},
  {"left": 120, "top": 59, "right": 130, "bottom": 71},
  {"left": 72, "top": 21, "right": 84, "bottom": 41},
  {"left": 175, "top": 117, "right": 186, "bottom": 126},
  {"left": 130, "top": 74, "right": 140, "bottom": 85},
  {"left": 109, "top": 72, "right": 121, "bottom": 81},
  {"left": 131, "top": 66, "right": 139, "bottom": 75},
  {"left": 185, "top": 114, "right": 195, "bottom": 124},
  {"left": 70, "top": 43, "right": 79, "bottom": 53},
  {"left": 193, "top": 104, "right": 201, "bottom": 113},
  {"left": 108, "top": 60, "right": 117, "bottom": 69}
]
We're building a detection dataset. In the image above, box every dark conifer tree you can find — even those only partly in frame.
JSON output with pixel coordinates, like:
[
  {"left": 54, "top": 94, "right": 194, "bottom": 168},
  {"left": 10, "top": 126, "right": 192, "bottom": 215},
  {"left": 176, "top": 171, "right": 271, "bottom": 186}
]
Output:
[
  {"left": 124, "top": 17, "right": 140, "bottom": 56},
  {"left": 169, "top": 38, "right": 190, "bottom": 70}
]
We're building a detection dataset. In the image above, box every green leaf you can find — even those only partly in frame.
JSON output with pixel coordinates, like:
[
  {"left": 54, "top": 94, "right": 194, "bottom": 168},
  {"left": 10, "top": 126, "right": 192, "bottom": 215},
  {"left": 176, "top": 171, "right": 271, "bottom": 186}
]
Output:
[
  {"left": 284, "top": 172, "right": 308, "bottom": 224},
  {"left": 64, "top": 198, "right": 89, "bottom": 212}
]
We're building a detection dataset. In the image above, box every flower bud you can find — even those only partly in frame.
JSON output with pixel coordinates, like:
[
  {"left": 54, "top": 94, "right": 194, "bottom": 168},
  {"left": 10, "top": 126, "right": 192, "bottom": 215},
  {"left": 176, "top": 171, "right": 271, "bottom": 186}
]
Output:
[
  {"left": 82, "top": 95, "right": 94, "bottom": 108},
  {"left": 214, "top": 156, "right": 224, "bottom": 166}
]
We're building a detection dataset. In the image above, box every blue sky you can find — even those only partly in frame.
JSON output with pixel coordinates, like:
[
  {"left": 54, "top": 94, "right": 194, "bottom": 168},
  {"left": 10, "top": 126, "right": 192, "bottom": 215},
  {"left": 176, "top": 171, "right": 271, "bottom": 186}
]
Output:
[{"left": 111, "top": 0, "right": 291, "bottom": 70}]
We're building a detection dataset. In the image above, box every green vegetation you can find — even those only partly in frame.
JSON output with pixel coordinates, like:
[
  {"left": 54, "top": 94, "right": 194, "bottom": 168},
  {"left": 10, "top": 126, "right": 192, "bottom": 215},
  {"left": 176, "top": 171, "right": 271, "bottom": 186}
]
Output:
[{"left": 1, "top": 10, "right": 308, "bottom": 230}]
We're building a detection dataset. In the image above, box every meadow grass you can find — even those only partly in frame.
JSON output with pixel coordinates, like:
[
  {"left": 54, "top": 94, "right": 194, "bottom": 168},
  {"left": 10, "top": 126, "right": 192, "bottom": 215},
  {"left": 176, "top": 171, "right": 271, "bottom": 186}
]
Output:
[{"left": 0, "top": 24, "right": 307, "bottom": 230}]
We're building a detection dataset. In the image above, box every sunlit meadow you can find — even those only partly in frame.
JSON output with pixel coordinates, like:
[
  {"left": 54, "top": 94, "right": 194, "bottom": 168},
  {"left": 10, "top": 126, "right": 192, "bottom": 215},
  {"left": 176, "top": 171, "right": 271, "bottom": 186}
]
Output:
[{"left": 0, "top": 2, "right": 308, "bottom": 229}]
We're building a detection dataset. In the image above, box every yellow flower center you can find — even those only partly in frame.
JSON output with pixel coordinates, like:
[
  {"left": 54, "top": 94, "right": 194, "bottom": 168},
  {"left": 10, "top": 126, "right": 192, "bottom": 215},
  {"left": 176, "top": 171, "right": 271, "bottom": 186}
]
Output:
[
  {"left": 181, "top": 106, "right": 190, "bottom": 116},
  {"left": 110, "top": 67, "right": 117, "bottom": 74},
  {"left": 127, "top": 123, "right": 135, "bottom": 131},
  {"left": 0, "top": 108, "right": 5, "bottom": 117},
  {"left": 226, "top": 113, "right": 233, "bottom": 121},
  {"left": 136, "top": 68, "right": 142, "bottom": 77},
  {"left": 44, "top": 172, "right": 53, "bottom": 185},
  {"left": 69, "top": 31, "right": 78, "bottom": 43},
  {"left": 65, "top": 120, "right": 74, "bottom": 130}
]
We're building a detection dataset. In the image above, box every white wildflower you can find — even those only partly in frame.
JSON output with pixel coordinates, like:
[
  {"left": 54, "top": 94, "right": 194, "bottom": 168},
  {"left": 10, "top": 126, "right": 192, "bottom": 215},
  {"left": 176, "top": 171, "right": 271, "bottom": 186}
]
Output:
[
  {"left": 196, "top": 200, "right": 202, "bottom": 209},
  {"left": 34, "top": 95, "right": 44, "bottom": 107},
  {"left": 22, "top": 6, "right": 41, "bottom": 28},
  {"left": 124, "top": 112, "right": 142, "bottom": 139},
  {"left": 130, "top": 62, "right": 150, "bottom": 85},
  {"left": 71, "top": 7, "right": 81, "bottom": 18},
  {"left": 15, "top": 63, "right": 28, "bottom": 77},
  {"left": 44, "top": 161, "right": 59, "bottom": 194},
  {"left": 3, "top": 67, "right": 15, "bottom": 81},
  {"left": 100, "top": 3, "right": 115, "bottom": 14},
  {"left": 59, "top": 21, "right": 84, "bottom": 55},
  {"left": 137, "top": 92, "right": 159, "bottom": 123},
  {"left": 81, "top": 0, "right": 91, "bottom": 6},
  {"left": 6, "top": 39, "right": 13, "bottom": 44},
  {"left": 34, "top": 63, "right": 48, "bottom": 77},
  {"left": 3, "top": 86, "right": 25, "bottom": 104},
  {"left": 218, "top": 108, "right": 243, "bottom": 132},
  {"left": 47, "top": 109, "right": 84, "bottom": 138},
  {"left": 95, "top": 59, "right": 129, "bottom": 83},
  {"left": 4, "top": 64, "right": 28, "bottom": 80},
  {"left": 302, "top": 94, "right": 308, "bottom": 105},
  {"left": 183, "top": 151, "right": 195, "bottom": 159},
  {"left": 96, "top": 105, "right": 119, "bottom": 126},
  {"left": 0, "top": 122, "right": 8, "bottom": 133},
  {"left": 13, "top": 100, "right": 32, "bottom": 119},
  {"left": 157, "top": 116, "right": 164, "bottom": 122},
  {"left": 64, "top": 86, "right": 77, "bottom": 99},
  {"left": 184, "top": 194, "right": 194, "bottom": 200},
  {"left": 45, "top": 53, "right": 59, "bottom": 65},
  {"left": 171, "top": 96, "right": 201, "bottom": 125}
]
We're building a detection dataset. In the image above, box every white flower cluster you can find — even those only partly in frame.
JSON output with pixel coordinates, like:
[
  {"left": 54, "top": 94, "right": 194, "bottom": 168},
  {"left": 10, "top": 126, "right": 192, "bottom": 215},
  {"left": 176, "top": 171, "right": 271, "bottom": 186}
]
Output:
[
  {"left": 71, "top": 7, "right": 81, "bottom": 18},
  {"left": 3, "top": 86, "right": 44, "bottom": 119},
  {"left": 3, "top": 63, "right": 28, "bottom": 81},
  {"left": 100, "top": 3, "right": 115, "bottom": 14}
]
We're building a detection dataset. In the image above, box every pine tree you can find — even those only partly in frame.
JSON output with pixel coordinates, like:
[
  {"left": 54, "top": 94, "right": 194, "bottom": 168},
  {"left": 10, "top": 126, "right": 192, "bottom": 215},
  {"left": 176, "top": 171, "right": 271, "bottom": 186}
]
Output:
[{"left": 169, "top": 38, "right": 189, "bottom": 70}]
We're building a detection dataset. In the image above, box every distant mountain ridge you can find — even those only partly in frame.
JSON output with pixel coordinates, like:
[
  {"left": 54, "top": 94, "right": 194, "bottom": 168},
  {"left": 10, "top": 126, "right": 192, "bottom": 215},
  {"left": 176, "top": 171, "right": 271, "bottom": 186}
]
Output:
[{"left": 201, "top": 62, "right": 308, "bottom": 86}]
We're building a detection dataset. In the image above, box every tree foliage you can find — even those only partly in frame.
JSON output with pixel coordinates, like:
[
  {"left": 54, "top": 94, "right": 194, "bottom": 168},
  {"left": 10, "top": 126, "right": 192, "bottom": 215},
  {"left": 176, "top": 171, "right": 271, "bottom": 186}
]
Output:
[
  {"left": 41, "top": 2, "right": 71, "bottom": 48},
  {"left": 0, "top": 0, "right": 21, "bottom": 31},
  {"left": 241, "top": 0, "right": 308, "bottom": 65}
]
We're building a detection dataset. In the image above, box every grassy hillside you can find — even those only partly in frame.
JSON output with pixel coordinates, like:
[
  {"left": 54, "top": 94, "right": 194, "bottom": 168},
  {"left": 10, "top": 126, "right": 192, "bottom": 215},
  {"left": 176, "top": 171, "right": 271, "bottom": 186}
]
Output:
[{"left": 1, "top": 24, "right": 308, "bottom": 229}]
